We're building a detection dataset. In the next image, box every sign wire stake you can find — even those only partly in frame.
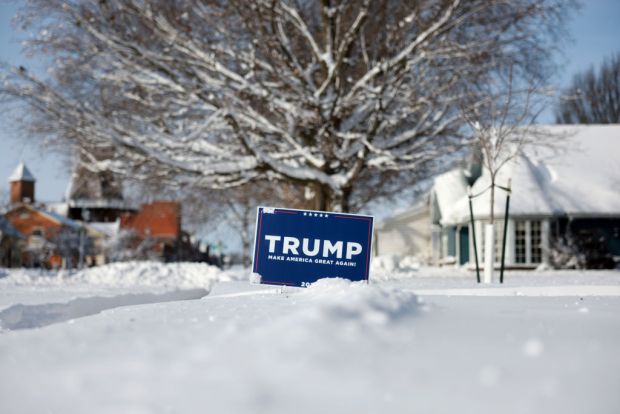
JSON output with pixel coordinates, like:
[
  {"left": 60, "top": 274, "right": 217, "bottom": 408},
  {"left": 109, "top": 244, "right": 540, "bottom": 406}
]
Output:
[
  {"left": 499, "top": 178, "right": 512, "bottom": 284},
  {"left": 468, "top": 187, "right": 481, "bottom": 283}
]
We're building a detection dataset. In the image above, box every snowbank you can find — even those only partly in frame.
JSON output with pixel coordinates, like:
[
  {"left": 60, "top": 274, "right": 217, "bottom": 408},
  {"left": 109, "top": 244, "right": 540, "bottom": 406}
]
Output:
[
  {"left": 370, "top": 254, "right": 420, "bottom": 280},
  {"left": 0, "top": 288, "right": 209, "bottom": 330},
  {"left": 298, "top": 278, "right": 419, "bottom": 326},
  {"left": 0, "top": 261, "right": 232, "bottom": 289},
  {"left": 1, "top": 267, "right": 619, "bottom": 413}
]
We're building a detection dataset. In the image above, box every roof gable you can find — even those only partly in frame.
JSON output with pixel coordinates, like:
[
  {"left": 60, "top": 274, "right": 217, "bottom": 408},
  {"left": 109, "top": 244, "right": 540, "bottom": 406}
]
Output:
[{"left": 432, "top": 168, "right": 469, "bottom": 220}]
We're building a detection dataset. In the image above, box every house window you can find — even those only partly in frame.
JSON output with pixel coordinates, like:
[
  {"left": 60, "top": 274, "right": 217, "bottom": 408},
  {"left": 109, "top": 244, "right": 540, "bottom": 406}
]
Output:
[
  {"left": 530, "top": 220, "right": 542, "bottom": 263},
  {"left": 513, "top": 219, "right": 543, "bottom": 265},
  {"left": 31, "top": 227, "right": 45, "bottom": 238},
  {"left": 476, "top": 219, "right": 545, "bottom": 265},
  {"left": 515, "top": 221, "right": 527, "bottom": 263}
]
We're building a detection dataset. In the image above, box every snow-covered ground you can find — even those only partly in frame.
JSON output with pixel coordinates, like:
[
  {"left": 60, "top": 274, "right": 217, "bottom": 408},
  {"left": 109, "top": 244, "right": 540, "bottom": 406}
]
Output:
[{"left": 1, "top": 262, "right": 619, "bottom": 413}]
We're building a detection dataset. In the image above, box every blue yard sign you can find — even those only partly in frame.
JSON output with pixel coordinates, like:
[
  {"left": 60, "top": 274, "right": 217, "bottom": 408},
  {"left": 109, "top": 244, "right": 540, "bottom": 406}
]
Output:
[{"left": 252, "top": 207, "right": 374, "bottom": 287}]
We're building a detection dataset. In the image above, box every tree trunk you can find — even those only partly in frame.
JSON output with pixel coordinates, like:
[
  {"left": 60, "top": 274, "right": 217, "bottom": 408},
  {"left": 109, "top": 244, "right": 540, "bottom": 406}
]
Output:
[
  {"left": 485, "top": 174, "right": 496, "bottom": 283},
  {"left": 241, "top": 205, "right": 251, "bottom": 267},
  {"left": 313, "top": 184, "right": 351, "bottom": 213}
]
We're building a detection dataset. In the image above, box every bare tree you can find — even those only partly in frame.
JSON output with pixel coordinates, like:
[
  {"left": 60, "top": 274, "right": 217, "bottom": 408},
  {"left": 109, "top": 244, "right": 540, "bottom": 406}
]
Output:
[
  {"left": 224, "top": 187, "right": 272, "bottom": 267},
  {"left": 556, "top": 52, "right": 620, "bottom": 124},
  {"left": 460, "top": 66, "right": 557, "bottom": 282},
  {"left": 461, "top": 67, "right": 552, "bottom": 225},
  {"left": 1, "top": 0, "right": 574, "bottom": 212},
  {"left": 183, "top": 181, "right": 305, "bottom": 266}
]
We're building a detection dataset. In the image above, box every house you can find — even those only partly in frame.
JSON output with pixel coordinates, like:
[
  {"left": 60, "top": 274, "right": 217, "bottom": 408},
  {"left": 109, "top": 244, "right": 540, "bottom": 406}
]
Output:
[
  {"left": 2, "top": 160, "right": 206, "bottom": 267},
  {"left": 62, "top": 161, "right": 199, "bottom": 262},
  {"left": 376, "top": 124, "right": 620, "bottom": 269},
  {"left": 4, "top": 162, "right": 92, "bottom": 268},
  {"left": 64, "top": 159, "right": 137, "bottom": 222}
]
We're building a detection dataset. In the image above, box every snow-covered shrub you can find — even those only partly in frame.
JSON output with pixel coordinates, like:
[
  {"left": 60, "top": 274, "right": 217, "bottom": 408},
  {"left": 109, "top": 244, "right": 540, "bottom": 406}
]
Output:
[
  {"left": 548, "top": 234, "right": 586, "bottom": 270},
  {"left": 370, "top": 255, "right": 420, "bottom": 280},
  {"left": 549, "top": 227, "right": 616, "bottom": 270},
  {"left": 371, "top": 255, "right": 401, "bottom": 273},
  {"left": 103, "top": 229, "right": 160, "bottom": 263},
  {"left": 398, "top": 256, "right": 421, "bottom": 271}
]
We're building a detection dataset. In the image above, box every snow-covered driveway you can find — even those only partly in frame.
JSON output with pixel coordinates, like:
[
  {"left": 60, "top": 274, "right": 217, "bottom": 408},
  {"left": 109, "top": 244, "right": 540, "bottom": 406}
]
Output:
[{"left": 1, "top": 263, "right": 619, "bottom": 413}]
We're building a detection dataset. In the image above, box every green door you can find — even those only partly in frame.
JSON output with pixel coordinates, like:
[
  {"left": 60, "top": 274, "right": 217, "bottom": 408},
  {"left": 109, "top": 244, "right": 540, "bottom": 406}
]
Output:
[{"left": 459, "top": 226, "right": 469, "bottom": 265}]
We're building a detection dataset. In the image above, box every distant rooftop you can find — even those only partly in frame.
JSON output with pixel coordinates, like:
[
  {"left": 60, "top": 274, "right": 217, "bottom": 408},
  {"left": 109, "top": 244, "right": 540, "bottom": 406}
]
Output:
[
  {"left": 9, "top": 161, "right": 36, "bottom": 182},
  {"left": 68, "top": 198, "right": 137, "bottom": 210}
]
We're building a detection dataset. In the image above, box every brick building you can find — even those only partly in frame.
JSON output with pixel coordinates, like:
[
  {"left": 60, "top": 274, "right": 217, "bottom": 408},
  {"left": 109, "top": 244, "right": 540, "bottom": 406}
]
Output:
[
  {"left": 3, "top": 162, "right": 201, "bottom": 267},
  {"left": 119, "top": 201, "right": 191, "bottom": 261},
  {"left": 4, "top": 163, "right": 87, "bottom": 268}
]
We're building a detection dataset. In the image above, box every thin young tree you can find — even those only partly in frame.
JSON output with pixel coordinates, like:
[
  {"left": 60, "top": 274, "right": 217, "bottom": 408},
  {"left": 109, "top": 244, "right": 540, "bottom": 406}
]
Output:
[
  {"left": 460, "top": 66, "right": 554, "bottom": 282},
  {"left": 1, "top": 0, "right": 574, "bottom": 212}
]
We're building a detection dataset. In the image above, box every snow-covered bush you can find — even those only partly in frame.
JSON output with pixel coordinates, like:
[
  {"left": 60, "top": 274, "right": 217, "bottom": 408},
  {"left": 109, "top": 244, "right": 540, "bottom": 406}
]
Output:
[
  {"left": 371, "top": 255, "right": 420, "bottom": 276},
  {"left": 548, "top": 234, "right": 586, "bottom": 270},
  {"left": 103, "top": 230, "right": 160, "bottom": 263}
]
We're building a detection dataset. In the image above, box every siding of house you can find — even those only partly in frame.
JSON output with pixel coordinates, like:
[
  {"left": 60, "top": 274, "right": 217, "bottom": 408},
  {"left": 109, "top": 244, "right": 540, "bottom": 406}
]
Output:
[{"left": 376, "top": 207, "right": 432, "bottom": 263}]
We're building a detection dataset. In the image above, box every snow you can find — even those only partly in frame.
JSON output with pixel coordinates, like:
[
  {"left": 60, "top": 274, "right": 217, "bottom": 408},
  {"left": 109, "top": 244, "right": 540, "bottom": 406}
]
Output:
[
  {"left": 0, "top": 262, "right": 619, "bottom": 413},
  {"left": 0, "top": 289, "right": 209, "bottom": 330},
  {"left": 0, "top": 261, "right": 230, "bottom": 290},
  {"left": 40, "top": 208, "right": 84, "bottom": 230},
  {"left": 87, "top": 221, "right": 120, "bottom": 238},
  {"left": 432, "top": 168, "right": 469, "bottom": 221},
  {"left": 8, "top": 161, "right": 36, "bottom": 182}
]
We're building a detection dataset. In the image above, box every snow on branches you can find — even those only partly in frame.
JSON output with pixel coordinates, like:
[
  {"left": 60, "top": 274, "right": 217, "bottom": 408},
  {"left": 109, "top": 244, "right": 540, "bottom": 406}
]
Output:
[{"left": 1, "top": 0, "right": 573, "bottom": 211}]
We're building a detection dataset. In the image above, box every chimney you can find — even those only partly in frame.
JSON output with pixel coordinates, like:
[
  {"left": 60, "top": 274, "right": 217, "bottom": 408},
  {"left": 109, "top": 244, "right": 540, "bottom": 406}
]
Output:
[{"left": 9, "top": 162, "right": 36, "bottom": 205}]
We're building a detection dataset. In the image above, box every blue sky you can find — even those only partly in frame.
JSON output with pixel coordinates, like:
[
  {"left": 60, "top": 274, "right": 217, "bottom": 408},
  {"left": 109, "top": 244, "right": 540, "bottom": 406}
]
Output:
[{"left": 0, "top": 0, "right": 619, "bottom": 203}]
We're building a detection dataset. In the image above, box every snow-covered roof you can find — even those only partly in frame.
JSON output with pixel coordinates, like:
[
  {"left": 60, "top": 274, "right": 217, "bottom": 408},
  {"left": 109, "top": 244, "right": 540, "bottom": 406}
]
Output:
[
  {"left": 432, "top": 169, "right": 469, "bottom": 220},
  {"left": 9, "top": 162, "right": 36, "bottom": 182},
  {"left": 40, "top": 209, "right": 83, "bottom": 230},
  {"left": 46, "top": 203, "right": 69, "bottom": 217},
  {"left": 442, "top": 124, "right": 620, "bottom": 224},
  {"left": 87, "top": 221, "right": 120, "bottom": 238},
  {"left": 15, "top": 204, "right": 83, "bottom": 230},
  {"left": 68, "top": 198, "right": 137, "bottom": 210}
]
